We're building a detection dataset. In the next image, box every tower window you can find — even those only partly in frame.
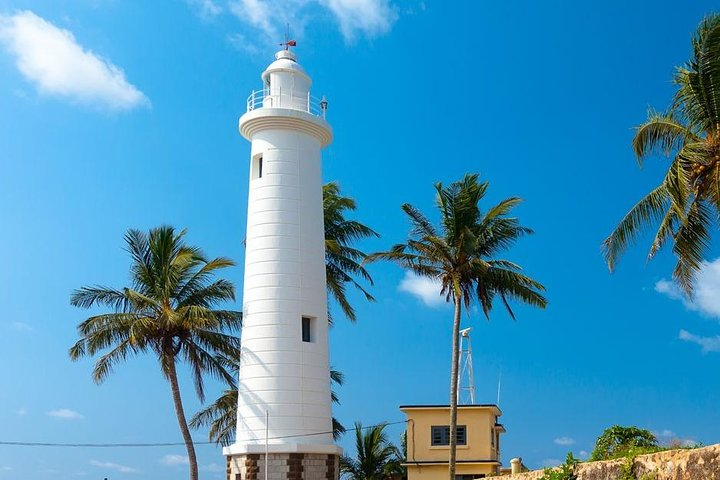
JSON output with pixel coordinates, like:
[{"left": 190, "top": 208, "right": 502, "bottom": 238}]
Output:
[
  {"left": 431, "top": 425, "right": 466, "bottom": 446},
  {"left": 253, "top": 155, "right": 263, "bottom": 179},
  {"left": 302, "top": 316, "right": 314, "bottom": 342}
]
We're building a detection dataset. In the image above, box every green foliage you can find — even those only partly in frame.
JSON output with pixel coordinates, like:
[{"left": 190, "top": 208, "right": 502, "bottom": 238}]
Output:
[
  {"left": 323, "top": 182, "right": 379, "bottom": 323},
  {"left": 618, "top": 455, "right": 635, "bottom": 480},
  {"left": 340, "top": 423, "right": 405, "bottom": 480},
  {"left": 367, "top": 174, "right": 547, "bottom": 480},
  {"left": 603, "top": 14, "right": 720, "bottom": 294},
  {"left": 590, "top": 426, "right": 659, "bottom": 461},
  {"left": 538, "top": 453, "right": 578, "bottom": 480},
  {"left": 70, "top": 226, "right": 241, "bottom": 480}
]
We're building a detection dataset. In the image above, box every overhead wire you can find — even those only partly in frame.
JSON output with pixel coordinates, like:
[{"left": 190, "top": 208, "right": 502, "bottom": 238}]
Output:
[{"left": 0, "top": 419, "right": 408, "bottom": 448}]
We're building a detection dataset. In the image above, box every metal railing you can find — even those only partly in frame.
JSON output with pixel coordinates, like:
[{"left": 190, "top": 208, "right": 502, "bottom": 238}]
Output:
[{"left": 246, "top": 88, "right": 328, "bottom": 119}]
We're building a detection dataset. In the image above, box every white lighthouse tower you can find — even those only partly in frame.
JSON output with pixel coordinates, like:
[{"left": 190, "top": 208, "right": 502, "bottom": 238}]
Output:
[{"left": 224, "top": 47, "right": 340, "bottom": 480}]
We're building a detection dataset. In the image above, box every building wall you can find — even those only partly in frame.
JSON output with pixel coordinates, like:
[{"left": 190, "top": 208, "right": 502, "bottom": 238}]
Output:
[
  {"left": 403, "top": 407, "right": 500, "bottom": 463},
  {"left": 401, "top": 406, "right": 503, "bottom": 480}
]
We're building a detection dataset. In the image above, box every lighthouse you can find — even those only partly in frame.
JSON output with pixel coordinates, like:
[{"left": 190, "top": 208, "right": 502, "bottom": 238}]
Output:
[{"left": 223, "top": 47, "right": 340, "bottom": 480}]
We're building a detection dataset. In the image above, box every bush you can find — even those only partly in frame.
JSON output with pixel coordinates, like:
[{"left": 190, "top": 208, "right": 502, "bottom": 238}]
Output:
[
  {"left": 538, "top": 453, "right": 578, "bottom": 480},
  {"left": 590, "top": 426, "right": 659, "bottom": 461}
]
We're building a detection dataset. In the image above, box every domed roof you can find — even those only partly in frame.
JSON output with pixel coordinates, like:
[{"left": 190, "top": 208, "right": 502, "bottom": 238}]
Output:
[{"left": 261, "top": 50, "right": 311, "bottom": 83}]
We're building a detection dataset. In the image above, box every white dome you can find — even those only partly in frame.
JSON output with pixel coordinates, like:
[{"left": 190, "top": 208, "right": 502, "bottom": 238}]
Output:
[{"left": 261, "top": 50, "right": 310, "bottom": 84}]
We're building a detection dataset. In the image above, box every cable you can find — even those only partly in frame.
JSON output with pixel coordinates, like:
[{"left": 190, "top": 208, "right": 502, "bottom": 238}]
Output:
[{"left": 0, "top": 420, "right": 408, "bottom": 448}]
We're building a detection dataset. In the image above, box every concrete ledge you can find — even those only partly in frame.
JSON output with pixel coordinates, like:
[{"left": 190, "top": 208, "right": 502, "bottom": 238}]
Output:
[{"left": 223, "top": 443, "right": 343, "bottom": 456}]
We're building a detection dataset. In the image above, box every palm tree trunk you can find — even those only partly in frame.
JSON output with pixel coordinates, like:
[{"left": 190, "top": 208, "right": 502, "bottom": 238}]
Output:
[
  {"left": 448, "top": 294, "right": 462, "bottom": 480},
  {"left": 167, "top": 355, "right": 200, "bottom": 480}
]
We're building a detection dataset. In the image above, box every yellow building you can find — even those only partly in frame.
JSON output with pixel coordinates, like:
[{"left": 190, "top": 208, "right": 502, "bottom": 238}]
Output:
[{"left": 400, "top": 405, "right": 505, "bottom": 480}]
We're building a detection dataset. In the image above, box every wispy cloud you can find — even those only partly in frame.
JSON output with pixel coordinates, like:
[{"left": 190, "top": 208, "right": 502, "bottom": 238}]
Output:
[
  {"left": 14, "top": 408, "right": 27, "bottom": 416},
  {"left": 89, "top": 460, "right": 137, "bottom": 474},
  {"left": 228, "top": 0, "right": 276, "bottom": 38},
  {"left": 553, "top": 436, "right": 575, "bottom": 446},
  {"left": 541, "top": 458, "right": 561, "bottom": 467},
  {"left": 578, "top": 450, "right": 588, "bottom": 459},
  {"left": 655, "top": 258, "right": 720, "bottom": 318},
  {"left": 225, "top": 0, "right": 397, "bottom": 44},
  {"left": 226, "top": 32, "right": 261, "bottom": 55},
  {"left": 159, "top": 454, "right": 189, "bottom": 466},
  {"left": 654, "top": 429, "right": 698, "bottom": 447},
  {"left": 1, "top": 321, "right": 32, "bottom": 333},
  {"left": 320, "top": 0, "right": 397, "bottom": 41},
  {"left": 0, "top": 11, "right": 149, "bottom": 110},
  {"left": 202, "top": 463, "right": 225, "bottom": 472},
  {"left": 187, "top": 0, "right": 223, "bottom": 18},
  {"left": 47, "top": 408, "right": 84, "bottom": 419},
  {"left": 678, "top": 330, "right": 720, "bottom": 353},
  {"left": 398, "top": 271, "right": 445, "bottom": 307}
]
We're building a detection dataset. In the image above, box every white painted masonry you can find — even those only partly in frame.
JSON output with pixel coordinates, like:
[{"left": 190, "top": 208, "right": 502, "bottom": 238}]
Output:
[{"left": 224, "top": 49, "right": 341, "bottom": 457}]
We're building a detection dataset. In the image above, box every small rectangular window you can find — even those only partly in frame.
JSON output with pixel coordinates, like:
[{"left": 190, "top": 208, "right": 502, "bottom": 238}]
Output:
[
  {"left": 252, "top": 155, "right": 263, "bottom": 180},
  {"left": 302, "top": 316, "right": 312, "bottom": 342},
  {"left": 431, "top": 426, "right": 466, "bottom": 446}
]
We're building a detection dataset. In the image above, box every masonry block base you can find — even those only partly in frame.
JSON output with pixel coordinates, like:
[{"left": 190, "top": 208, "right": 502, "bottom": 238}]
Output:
[{"left": 227, "top": 453, "right": 340, "bottom": 480}]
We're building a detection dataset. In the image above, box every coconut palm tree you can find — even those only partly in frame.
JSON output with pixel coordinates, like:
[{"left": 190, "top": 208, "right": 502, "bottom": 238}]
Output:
[
  {"left": 340, "top": 423, "right": 404, "bottom": 480},
  {"left": 367, "top": 174, "right": 546, "bottom": 480},
  {"left": 69, "top": 226, "right": 241, "bottom": 480},
  {"left": 603, "top": 15, "right": 720, "bottom": 295},
  {"left": 190, "top": 367, "right": 347, "bottom": 446},
  {"left": 324, "top": 182, "right": 379, "bottom": 322}
]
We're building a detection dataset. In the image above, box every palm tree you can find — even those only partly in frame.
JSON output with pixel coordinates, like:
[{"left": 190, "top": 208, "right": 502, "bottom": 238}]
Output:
[
  {"left": 190, "top": 367, "right": 347, "bottom": 446},
  {"left": 192, "top": 183, "right": 376, "bottom": 444},
  {"left": 367, "top": 174, "right": 546, "bottom": 480},
  {"left": 69, "top": 226, "right": 241, "bottom": 480},
  {"left": 324, "top": 182, "right": 379, "bottom": 322},
  {"left": 340, "top": 423, "right": 404, "bottom": 480},
  {"left": 603, "top": 15, "right": 720, "bottom": 295}
]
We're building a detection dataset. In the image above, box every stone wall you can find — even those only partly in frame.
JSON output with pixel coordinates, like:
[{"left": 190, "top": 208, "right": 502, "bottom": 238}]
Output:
[
  {"left": 227, "top": 453, "right": 339, "bottom": 480},
  {"left": 498, "top": 444, "right": 720, "bottom": 480}
]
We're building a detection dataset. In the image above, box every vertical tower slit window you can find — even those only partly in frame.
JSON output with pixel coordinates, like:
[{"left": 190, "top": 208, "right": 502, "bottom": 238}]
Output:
[
  {"left": 302, "top": 316, "right": 314, "bottom": 343},
  {"left": 253, "top": 154, "right": 263, "bottom": 179}
]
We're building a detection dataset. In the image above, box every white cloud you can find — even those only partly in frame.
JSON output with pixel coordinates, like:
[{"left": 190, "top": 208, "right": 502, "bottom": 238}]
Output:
[
  {"left": 47, "top": 408, "right": 84, "bottom": 419},
  {"left": 0, "top": 11, "right": 149, "bottom": 110},
  {"left": 1, "top": 466, "right": 12, "bottom": 471},
  {"left": 320, "top": 0, "right": 397, "bottom": 40},
  {"left": 226, "top": 0, "right": 396, "bottom": 43},
  {"left": 657, "top": 429, "right": 675, "bottom": 438},
  {"left": 678, "top": 330, "right": 720, "bottom": 353},
  {"left": 578, "top": 450, "right": 588, "bottom": 459},
  {"left": 553, "top": 436, "right": 575, "bottom": 446},
  {"left": 188, "top": 0, "right": 223, "bottom": 18},
  {"left": 89, "top": 460, "right": 137, "bottom": 474},
  {"left": 541, "top": 458, "right": 561, "bottom": 467},
  {"left": 229, "top": 0, "right": 277, "bottom": 38},
  {"left": 655, "top": 258, "right": 720, "bottom": 318},
  {"left": 226, "top": 32, "right": 261, "bottom": 55},
  {"left": 15, "top": 408, "right": 27, "bottom": 416},
  {"left": 160, "top": 454, "right": 189, "bottom": 466},
  {"left": 398, "top": 271, "right": 445, "bottom": 307},
  {"left": 9, "top": 321, "right": 32, "bottom": 332},
  {"left": 201, "top": 463, "right": 225, "bottom": 472}
]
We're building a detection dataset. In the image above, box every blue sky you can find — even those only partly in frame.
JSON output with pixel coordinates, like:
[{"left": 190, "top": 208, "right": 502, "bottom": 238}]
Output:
[{"left": 1, "top": 0, "right": 720, "bottom": 478}]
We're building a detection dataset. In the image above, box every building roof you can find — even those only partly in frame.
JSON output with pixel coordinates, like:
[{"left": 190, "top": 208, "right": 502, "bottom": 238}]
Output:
[{"left": 400, "top": 404, "right": 502, "bottom": 414}]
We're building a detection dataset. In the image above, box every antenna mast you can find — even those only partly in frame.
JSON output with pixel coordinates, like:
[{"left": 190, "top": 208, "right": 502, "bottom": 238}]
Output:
[{"left": 457, "top": 328, "right": 475, "bottom": 405}]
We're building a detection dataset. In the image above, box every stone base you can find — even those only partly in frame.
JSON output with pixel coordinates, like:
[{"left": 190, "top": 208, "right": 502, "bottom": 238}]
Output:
[{"left": 226, "top": 452, "right": 340, "bottom": 480}]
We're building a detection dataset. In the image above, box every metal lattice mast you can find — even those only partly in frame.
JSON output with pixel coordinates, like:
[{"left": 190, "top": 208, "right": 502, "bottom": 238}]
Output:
[{"left": 457, "top": 327, "right": 475, "bottom": 405}]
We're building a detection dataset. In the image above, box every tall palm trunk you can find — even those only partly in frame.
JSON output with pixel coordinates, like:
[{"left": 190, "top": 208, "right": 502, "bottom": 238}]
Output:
[
  {"left": 448, "top": 292, "right": 462, "bottom": 480},
  {"left": 167, "top": 355, "right": 199, "bottom": 480}
]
